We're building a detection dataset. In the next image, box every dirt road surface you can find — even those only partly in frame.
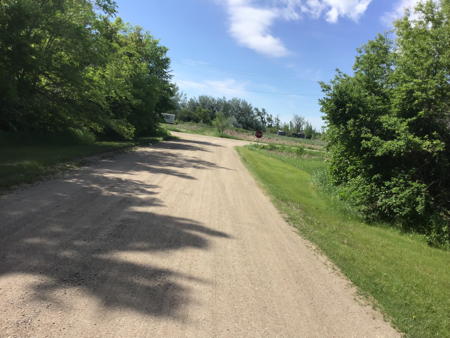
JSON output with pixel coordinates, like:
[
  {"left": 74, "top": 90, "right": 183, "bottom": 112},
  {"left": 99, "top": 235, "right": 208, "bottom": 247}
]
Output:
[{"left": 0, "top": 132, "right": 399, "bottom": 337}]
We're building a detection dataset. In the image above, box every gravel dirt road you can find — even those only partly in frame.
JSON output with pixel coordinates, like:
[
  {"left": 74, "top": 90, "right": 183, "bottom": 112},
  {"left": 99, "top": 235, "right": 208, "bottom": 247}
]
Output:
[{"left": 0, "top": 132, "right": 399, "bottom": 337}]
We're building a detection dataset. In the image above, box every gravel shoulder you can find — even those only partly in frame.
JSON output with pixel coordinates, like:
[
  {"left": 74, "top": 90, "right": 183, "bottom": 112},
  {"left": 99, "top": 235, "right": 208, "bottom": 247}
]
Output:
[{"left": 0, "top": 132, "right": 399, "bottom": 337}]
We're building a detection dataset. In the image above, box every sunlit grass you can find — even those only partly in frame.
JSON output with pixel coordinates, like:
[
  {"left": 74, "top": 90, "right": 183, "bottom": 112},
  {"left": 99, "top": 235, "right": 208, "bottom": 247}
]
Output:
[
  {"left": 237, "top": 146, "right": 450, "bottom": 338},
  {"left": 164, "top": 122, "right": 326, "bottom": 149}
]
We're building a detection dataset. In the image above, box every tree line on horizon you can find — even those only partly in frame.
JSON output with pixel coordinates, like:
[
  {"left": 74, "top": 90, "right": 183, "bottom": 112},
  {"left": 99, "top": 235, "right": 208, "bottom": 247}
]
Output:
[
  {"left": 320, "top": 0, "right": 450, "bottom": 245},
  {"left": 0, "top": 0, "right": 175, "bottom": 142},
  {"left": 171, "top": 93, "right": 321, "bottom": 138},
  {"left": 0, "top": 0, "right": 320, "bottom": 143}
]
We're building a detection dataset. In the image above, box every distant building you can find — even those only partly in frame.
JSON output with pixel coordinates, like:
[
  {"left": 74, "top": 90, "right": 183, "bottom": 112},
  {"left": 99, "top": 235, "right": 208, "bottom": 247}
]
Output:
[
  {"left": 277, "top": 130, "right": 286, "bottom": 136},
  {"left": 162, "top": 113, "right": 175, "bottom": 124}
]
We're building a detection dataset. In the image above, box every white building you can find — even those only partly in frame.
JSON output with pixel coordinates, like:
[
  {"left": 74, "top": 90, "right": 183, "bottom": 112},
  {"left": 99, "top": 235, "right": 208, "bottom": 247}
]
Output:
[{"left": 162, "top": 113, "right": 175, "bottom": 124}]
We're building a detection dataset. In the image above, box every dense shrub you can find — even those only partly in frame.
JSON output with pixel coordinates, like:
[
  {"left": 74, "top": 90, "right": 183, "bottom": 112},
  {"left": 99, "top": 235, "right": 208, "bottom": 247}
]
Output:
[
  {"left": 320, "top": 0, "right": 450, "bottom": 245},
  {"left": 0, "top": 0, "right": 175, "bottom": 140}
]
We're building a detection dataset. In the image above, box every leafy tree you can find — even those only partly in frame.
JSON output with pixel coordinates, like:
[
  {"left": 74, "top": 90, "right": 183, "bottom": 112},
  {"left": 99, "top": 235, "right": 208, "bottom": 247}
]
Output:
[
  {"left": 174, "top": 95, "right": 272, "bottom": 131},
  {"left": 320, "top": 0, "right": 450, "bottom": 245},
  {"left": 254, "top": 108, "right": 267, "bottom": 131},
  {"left": 291, "top": 114, "right": 305, "bottom": 133},
  {"left": 0, "top": 0, "right": 174, "bottom": 140},
  {"left": 274, "top": 115, "right": 281, "bottom": 130},
  {"left": 281, "top": 122, "right": 290, "bottom": 134},
  {"left": 304, "top": 122, "right": 316, "bottom": 139},
  {"left": 1, "top": 0, "right": 109, "bottom": 132},
  {"left": 213, "top": 111, "right": 231, "bottom": 135},
  {"left": 266, "top": 113, "right": 274, "bottom": 131}
]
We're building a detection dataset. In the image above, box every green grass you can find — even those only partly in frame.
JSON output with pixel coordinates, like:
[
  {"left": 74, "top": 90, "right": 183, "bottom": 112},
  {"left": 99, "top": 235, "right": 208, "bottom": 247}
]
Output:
[
  {"left": 0, "top": 142, "right": 128, "bottom": 189},
  {"left": 261, "top": 131, "right": 326, "bottom": 147},
  {"left": 164, "top": 122, "right": 228, "bottom": 137},
  {"left": 237, "top": 146, "right": 450, "bottom": 338},
  {"left": 164, "top": 121, "right": 241, "bottom": 140},
  {"left": 164, "top": 121, "right": 326, "bottom": 149},
  {"left": 0, "top": 133, "right": 174, "bottom": 190}
]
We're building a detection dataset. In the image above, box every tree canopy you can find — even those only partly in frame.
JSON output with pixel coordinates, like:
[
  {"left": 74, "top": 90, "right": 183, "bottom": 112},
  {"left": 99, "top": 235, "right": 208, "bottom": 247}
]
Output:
[
  {"left": 173, "top": 94, "right": 276, "bottom": 131},
  {"left": 320, "top": 0, "right": 450, "bottom": 245},
  {"left": 0, "top": 0, "right": 175, "bottom": 140},
  {"left": 173, "top": 93, "right": 320, "bottom": 138}
]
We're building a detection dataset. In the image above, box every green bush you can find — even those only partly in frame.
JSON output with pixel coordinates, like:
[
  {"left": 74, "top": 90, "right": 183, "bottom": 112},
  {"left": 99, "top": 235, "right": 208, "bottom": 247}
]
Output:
[
  {"left": 0, "top": 129, "right": 96, "bottom": 146},
  {"left": 0, "top": 1, "right": 174, "bottom": 141},
  {"left": 66, "top": 128, "right": 97, "bottom": 145},
  {"left": 102, "top": 120, "right": 136, "bottom": 141},
  {"left": 212, "top": 111, "right": 232, "bottom": 135},
  {"left": 320, "top": 1, "right": 450, "bottom": 245},
  {"left": 294, "top": 146, "right": 305, "bottom": 156}
]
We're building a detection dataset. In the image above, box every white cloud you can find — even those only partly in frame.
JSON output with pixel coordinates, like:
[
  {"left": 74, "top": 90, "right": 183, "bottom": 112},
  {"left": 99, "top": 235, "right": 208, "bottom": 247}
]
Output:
[
  {"left": 382, "top": 0, "right": 420, "bottom": 23},
  {"left": 176, "top": 76, "right": 308, "bottom": 99},
  {"left": 227, "top": 0, "right": 289, "bottom": 57},
  {"left": 177, "top": 78, "right": 248, "bottom": 97},
  {"left": 223, "top": 0, "right": 372, "bottom": 57},
  {"left": 321, "top": 0, "right": 372, "bottom": 23},
  {"left": 281, "top": 0, "right": 371, "bottom": 23},
  {"left": 206, "top": 79, "right": 249, "bottom": 96}
]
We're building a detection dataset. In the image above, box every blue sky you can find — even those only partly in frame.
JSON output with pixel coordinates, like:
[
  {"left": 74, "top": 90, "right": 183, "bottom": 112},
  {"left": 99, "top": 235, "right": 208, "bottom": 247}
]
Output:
[{"left": 115, "top": 0, "right": 421, "bottom": 128}]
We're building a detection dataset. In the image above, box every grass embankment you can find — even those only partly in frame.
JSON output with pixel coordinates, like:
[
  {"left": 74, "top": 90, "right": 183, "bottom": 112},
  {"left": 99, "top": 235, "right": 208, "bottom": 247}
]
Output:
[
  {"left": 164, "top": 122, "right": 240, "bottom": 139},
  {"left": 237, "top": 145, "right": 450, "bottom": 338},
  {"left": 0, "top": 132, "right": 173, "bottom": 190},
  {"left": 228, "top": 129, "right": 326, "bottom": 150},
  {"left": 164, "top": 121, "right": 325, "bottom": 150}
]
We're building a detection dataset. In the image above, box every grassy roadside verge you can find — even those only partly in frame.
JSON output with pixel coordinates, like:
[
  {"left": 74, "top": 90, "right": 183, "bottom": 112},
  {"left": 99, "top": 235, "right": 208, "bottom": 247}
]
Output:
[
  {"left": 237, "top": 146, "right": 450, "bottom": 338},
  {"left": 0, "top": 134, "right": 173, "bottom": 190},
  {"left": 164, "top": 122, "right": 242, "bottom": 140},
  {"left": 164, "top": 122, "right": 325, "bottom": 150}
]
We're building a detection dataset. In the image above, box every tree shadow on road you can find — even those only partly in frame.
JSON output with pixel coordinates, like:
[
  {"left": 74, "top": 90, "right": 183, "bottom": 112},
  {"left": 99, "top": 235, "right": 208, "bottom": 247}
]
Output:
[
  {"left": 152, "top": 141, "right": 211, "bottom": 152},
  {"left": 0, "top": 138, "right": 232, "bottom": 320},
  {"left": 168, "top": 138, "right": 224, "bottom": 148},
  {"left": 95, "top": 140, "right": 231, "bottom": 179},
  {"left": 16, "top": 210, "right": 228, "bottom": 319}
]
